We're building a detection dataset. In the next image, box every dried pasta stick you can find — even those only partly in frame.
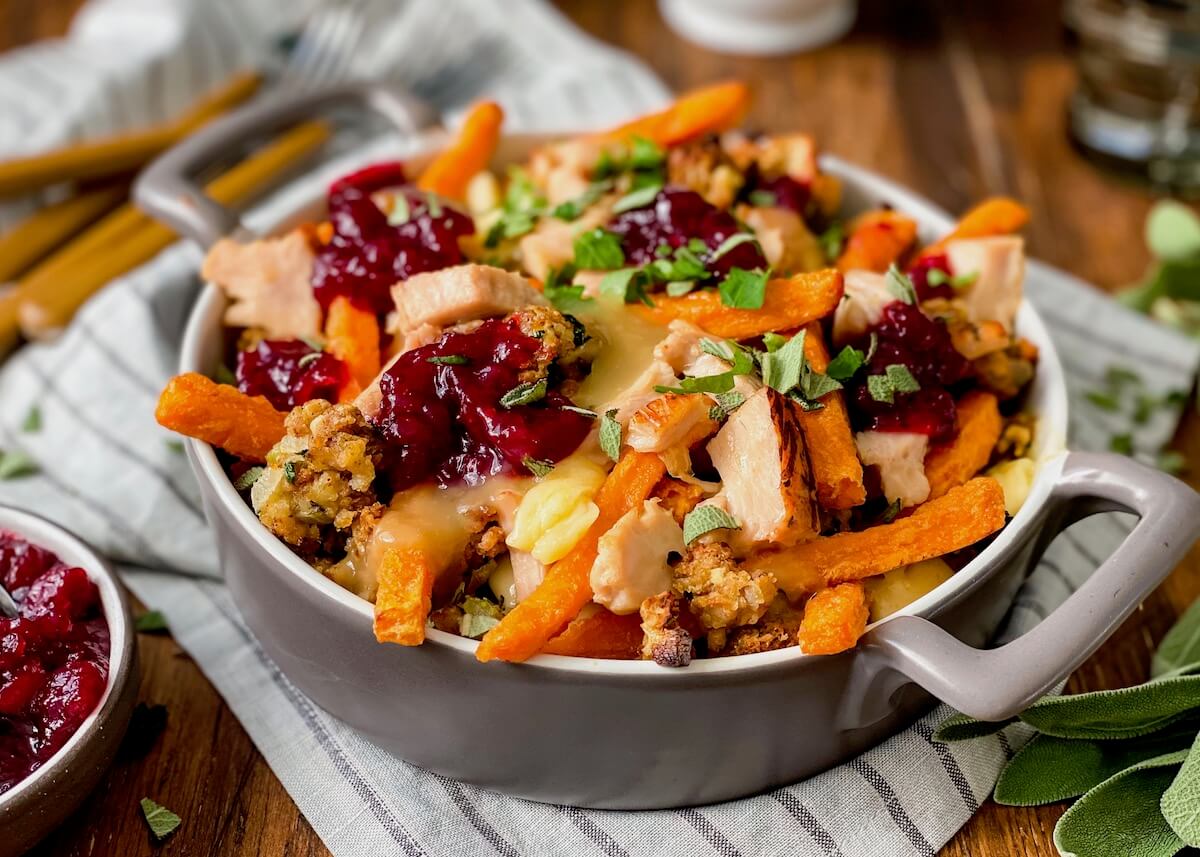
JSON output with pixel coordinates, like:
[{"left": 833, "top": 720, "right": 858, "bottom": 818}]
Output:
[
  {"left": 373, "top": 547, "right": 435, "bottom": 646},
  {"left": 798, "top": 323, "right": 866, "bottom": 509},
  {"left": 541, "top": 605, "right": 644, "bottom": 659},
  {"left": 477, "top": 451, "right": 666, "bottom": 663},
  {"left": 416, "top": 101, "right": 504, "bottom": 200},
  {"left": 634, "top": 269, "right": 843, "bottom": 340},
  {"left": 924, "top": 391, "right": 1002, "bottom": 499},
  {"left": 600, "top": 81, "right": 750, "bottom": 147},
  {"left": 325, "top": 295, "right": 381, "bottom": 395},
  {"left": 798, "top": 582, "right": 869, "bottom": 655},
  {"left": 835, "top": 210, "right": 917, "bottom": 273},
  {"left": 154, "top": 372, "right": 286, "bottom": 462},
  {"left": 758, "top": 477, "right": 1006, "bottom": 597}
]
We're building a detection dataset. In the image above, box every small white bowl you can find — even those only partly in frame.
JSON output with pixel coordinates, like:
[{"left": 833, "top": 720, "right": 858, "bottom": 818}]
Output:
[
  {"left": 0, "top": 505, "right": 139, "bottom": 857},
  {"left": 658, "top": 0, "right": 858, "bottom": 55}
]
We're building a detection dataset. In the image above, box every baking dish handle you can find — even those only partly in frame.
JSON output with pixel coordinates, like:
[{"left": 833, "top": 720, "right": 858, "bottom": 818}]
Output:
[
  {"left": 857, "top": 450, "right": 1200, "bottom": 723},
  {"left": 134, "top": 82, "right": 438, "bottom": 248}
]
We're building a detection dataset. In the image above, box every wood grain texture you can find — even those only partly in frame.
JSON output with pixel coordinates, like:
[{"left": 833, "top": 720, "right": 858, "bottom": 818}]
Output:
[{"left": 4, "top": 0, "right": 1199, "bottom": 855}]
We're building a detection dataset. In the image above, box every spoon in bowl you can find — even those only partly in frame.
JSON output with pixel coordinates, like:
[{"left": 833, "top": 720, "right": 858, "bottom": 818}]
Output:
[{"left": 0, "top": 582, "right": 18, "bottom": 618}]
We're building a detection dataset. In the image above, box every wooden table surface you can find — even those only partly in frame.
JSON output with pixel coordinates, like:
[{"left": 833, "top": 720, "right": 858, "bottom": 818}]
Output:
[{"left": 5, "top": 1, "right": 1199, "bottom": 855}]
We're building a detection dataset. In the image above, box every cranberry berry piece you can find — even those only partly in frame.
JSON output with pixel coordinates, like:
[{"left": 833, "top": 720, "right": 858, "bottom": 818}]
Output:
[
  {"left": 909, "top": 252, "right": 956, "bottom": 302},
  {"left": 19, "top": 565, "right": 99, "bottom": 623},
  {"left": 329, "top": 160, "right": 408, "bottom": 199},
  {"left": 33, "top": 659, "right": 108, "bottom": 758},
  {"left": 607, "top": 187, "right": 766, "bottom": 281},
  {"left": 236, "top": 339, "right": 349, "bottom": 411},
  {"left": 0, "top": 664, "right": 46, "bottom": 716},
  {"left": 747, "top": 174, "right": 812, "bottom": 218},
  {"left": 0, "top": 535, "right": 57, "bottom": 592}
]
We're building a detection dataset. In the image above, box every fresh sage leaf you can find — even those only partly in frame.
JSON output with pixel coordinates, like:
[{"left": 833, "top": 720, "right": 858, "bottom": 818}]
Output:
[
  {"left": 22, "top": 406, "right": 41, "bottom": 433},
  {"left": 655, "top": 373, "right": 737, "bottom": 396},
  {"left": 995, "top": 722, "right": 1200, "bottom": 807},
  {"left": 1161, "top": 731, "right": 1200, "bottom": 845},
  {"left": 933, "top": 712, "right": 1016, "bottom": 742},
  {"left": 825, "top": 345, "right": 866, "bottom": 382},
  {"left": 760, "top": 330, "right": 808, "bottom": 395},
  {"left": 140, "top": 797, "right": 182, "bottom": 840},
  {"left": 522, "top": 456, "right": 554, "bottom": 478},
  {"left": 500, "top": 378, "right": 548, "bottom": 408},
  {"left": 1052, "top": 751, "right": 1189, "bottom": 857},
  {"left": 598, "top": 409, "right": 622, "bottom": 462},
  {"left": 611, "top": 183, "right": 661, "bottom": 214},
  {"left": 885, "top": 264, "right": 917, "bottom": 305},
  {"left": 1018, "top": 675, "right": 1200, "bottom": 740},
  {"left": 233, "top": 466, "right": 264, "bottom": 491},
  {"left": 0, "top": 450, "right": 38, "bottom": 480},
  {"left": 1153, "top": 598, "right": 1200, "bottom": 678},
  {"left": 1146, "top": 200, "right": 1200, "bottom": 263},
  {"left": 682, "top": 505, "right": 740, "bottom": 545},
  {"left": 573, "top": 228, "right": 625, "bottom": 270},
  {"left": 718, "top": 267, "right": 769, "bottom": 310}
]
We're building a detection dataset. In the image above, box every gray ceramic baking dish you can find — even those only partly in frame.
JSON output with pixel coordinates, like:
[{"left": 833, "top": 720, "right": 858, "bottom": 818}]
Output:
[
  {"left": 0, "top": 505, "right": 139, "bottom": 856},
  {"left": 135, "top": 82, "right": 1200, "bottom": 809}
]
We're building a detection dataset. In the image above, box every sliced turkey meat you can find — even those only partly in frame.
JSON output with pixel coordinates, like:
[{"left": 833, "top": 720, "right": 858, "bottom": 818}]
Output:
[
  {"left": 202, "top": 231, "right": 322, "bottom": 340},
  {"left": 590, "top": 499, "right": 685, "bottom": 615},
  {"left": 387, "top": 264, "right": 547, "bottom": 338},
  {"left": 944, "top": 236, "right": 1025, "bottom": 332},
  {"left": 854, "top": 430, "right": 931, "bottom": 508},
  {"left": 832, "top": 269, "right": 896, "bottom": 346}
]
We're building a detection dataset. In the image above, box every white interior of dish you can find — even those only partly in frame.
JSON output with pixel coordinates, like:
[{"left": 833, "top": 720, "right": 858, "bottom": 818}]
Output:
[
  {"left": 181, "top": 132, "right": 1070, "bottom": 675},
  {"left": 0, "top": 506, "right": 130, "bottom": 803}
]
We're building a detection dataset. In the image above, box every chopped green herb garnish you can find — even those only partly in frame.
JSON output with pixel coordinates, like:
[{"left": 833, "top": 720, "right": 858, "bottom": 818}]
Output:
[
  {"left": 460, "top": 612, "right": 501, "bottom": 639},
  {"left": 543, "top": 264, "right": 594, "bottom": 314},
  {"left": 522, "top": 456, "right": 555, "bottom": 478},
  {"left": 135, "top": 610, "right": 168, "bottom": 633},
  {"left": 426, "top": 194, "right": 444, "bottom": 218},
  {"left": 819, "top": 222, "right": 845, "bottom": 263},
  {"left": 665, "top": 281, "right": 696, "bottom": 297},
  {"left": 283, "top": 460, "right": 297, "bottom": 483},
  {"left": 880, "top": 498, "right": 902, "bottom": 523},
  {"left": 1157, "top": 449, "right": 1186, "bottom": 474},
  {"left": 629, "top": 135, "right": 666, "bottom": 170},
  {"left": 0, "top": 450, "right": 38, "bottom": 480},
  {"left": 654, "top": 373, "right": 737, "bottom": 396},
  {"left": 427, "top": 355, "right": 470, "bottom": 366},
  {"left": 1106, "top": 366, "right": 1142, "bottom": 388},
  {"left": 140, "top": 798, "right": 181, "bottom": 840},
  {"left": 760, "top": 330, "right": 808, "bottom": 395},
  {"left": 866, "top": 364, "right": 921, "bottom": 404},
  {"left": 599, "top": 409, "right": 623, "bottom": 462},
  {"left": 1109, "top": 433, "right": 1134, "bottom": 455},
  {"left": 798, "top": 369, "right": 842, "bottom": 402},
  {"left": 699, "top": 338, "right": 756, "bottom": 374},
  {"left": 234, "top": 466, "right": 264, "bottom": 491},
  {"left": 561, "top": 405, "right": 598, "bottom": 418},
  {"left": 926, "top": 268, "right": 979, "bottom": 289},
  {"left": 761, "top": 332, "right": 788, "bottom": 353},
  {"left": 388, "top": 193, "right": 411, "bottom": 225},
  {"left": 22, "top": 406, "right": 41, "bottom": 433},
  {"left": 709, "top": 232, "right": 759, "bottom": 263},
  {"left": 718, "top": 267, "right": 769, "bottom": 309},
  {"left": 654, "top": 243, "right": 672, "bottom": 258},
  {"left": 599, "top": 268, "right": 653, "bottom": 305},
  {"left": 682, "top": 505, "right": 741, "bottom": 545},
  {"left": 612, "top": 183, "right": 662, "bottom": 214},
  {"left": 215, "top": 364, "right": 237, "bottom": 386},
  {"left": 826, "top": 344, "right": 866, "bottom": 382},
  {"left": 500, "top": 378, "right": 548, "bottom": 408},
  {"left": 552, "top": 180, "right": 612, "bottom": 221},
  {"left": 297, "top": 352, "right": 322, "bottom": 370},
  {"left": 1085, "top": 390, "right": 1121, "bottom": 411},
  {"left": 708, "top": 390, "right": 746, "bottom": 420},
  {"left": 885, "top": 264, "right": 918, "bottom": 305},
  {"left": 165, "top": 440, "right": 185, "bottom": 455},
  {"left": 573, "top": 228, "right": 625, "bottom": 270},
  {"left": 748, "top": 189, "right": 778, "bottom": 208}
]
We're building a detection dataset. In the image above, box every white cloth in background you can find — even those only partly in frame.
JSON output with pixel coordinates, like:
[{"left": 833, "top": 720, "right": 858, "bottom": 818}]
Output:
[{"left": 0, "top": 2, "right": 1197, "bottom": 855}]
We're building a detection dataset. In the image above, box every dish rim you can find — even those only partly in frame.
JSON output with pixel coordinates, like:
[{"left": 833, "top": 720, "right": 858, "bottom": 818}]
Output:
[
  {"left": 177, "top": 136, "right": 1071, "bottom": 675},
  {"left": 0, "top": 504, "right": 136, "bottom": 805}
]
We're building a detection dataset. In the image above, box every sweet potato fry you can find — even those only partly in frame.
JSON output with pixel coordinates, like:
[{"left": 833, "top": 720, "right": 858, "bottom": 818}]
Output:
[
  {"left": 634, "top": 269, "right": 844, "bottom": 340},
  {"left": 476, "top": 451, "right": 666, "bottom": 663},
  {"left": 756, "top": 477, "right": 1006, "bottom": 598},
  {"left": 600, "top": 81, "right": 750, "bottom": 147},
  {"left": 919, "top": 197, "right": 1029, "bottom": 259},
  {"left": 373, "top": 547, "right": 434, "bottom": 646},
  {"left": 835, "top": 210, "right": 918, "bottom": 273},
  {"left": 798, "top": 582, "right": 869, "bottom": 655},
  {"left": 324, "top": 295, "right": 381, "bottom": 397},
  {"left": 155, "top": 372, "right": 286, "bottom": 462},
  {"left": 925, "top": 391, "right": 1002, "bottom": 499},
  {"left": 798, "top": 323, "right": 866, "bottom": 509},
  {"left": 541, "top": 604, "right": 644, "bottom": 659},
  {"left": 416, "top": 101, "right": 504, "bottom": 201}
]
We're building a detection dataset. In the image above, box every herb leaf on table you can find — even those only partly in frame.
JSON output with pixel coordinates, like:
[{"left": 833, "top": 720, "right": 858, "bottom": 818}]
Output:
[
  {"left": 1160, "top": 731, "right": 1200, "bottom": 847},
  {"left": 1152, "top": 597, "right": 1200, "bottom": 679}
]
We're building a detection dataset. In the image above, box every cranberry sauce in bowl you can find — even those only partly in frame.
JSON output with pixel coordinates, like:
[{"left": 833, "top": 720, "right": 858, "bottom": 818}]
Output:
[{"left": 0, "top": 531, "right": 110, "bottom": 795}]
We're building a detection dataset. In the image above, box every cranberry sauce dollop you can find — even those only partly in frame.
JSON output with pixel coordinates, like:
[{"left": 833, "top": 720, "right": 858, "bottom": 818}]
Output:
[
  {"left": 373, "top": 319, "right": 592, "bottom": 490},
  {"left": 0, "top": 532, "right": 109, "bottom": 795},
  {"left": 848, "top": 301, "right": 971, "bottom": 444},
  {"left": 607, "top": 188, "right": 766, "bottom": 279},
  {"left": 236, "top": 338, "right": 348, "bottom": 411},
  {"left": 909, "top": 252, "right": 955, "bottom": 302},
  {"left": 312, "top": 161, "right": 475, "bottom": 316},
  {"left": 748, "top": 174, "right": 811, "bottom": 218}
]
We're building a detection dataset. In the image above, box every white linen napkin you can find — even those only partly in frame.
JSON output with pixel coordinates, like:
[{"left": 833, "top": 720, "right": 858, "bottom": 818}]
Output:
[{"left": 1, "top": 2, "right": 1198, "bottom": 855}]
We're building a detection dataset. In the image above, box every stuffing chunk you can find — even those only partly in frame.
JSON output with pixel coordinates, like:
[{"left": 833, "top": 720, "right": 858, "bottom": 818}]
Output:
[
  {"left": 251, "top": 400, "right": 382, "bottom": 551},
  {"left": 639, "top": 591, "right": 693, "bottom": 668},
  {"left": 513, "top": 304, "right": 594, "bottom": 379},
  {"left": 716, "top": 595, "right": 804, "bottom": 656},
  {"left": 666, "top": 137, "right": 744, "bottom": 209},
  {"left": 672, "top": 543, "right": 777, "bottom": 634}
]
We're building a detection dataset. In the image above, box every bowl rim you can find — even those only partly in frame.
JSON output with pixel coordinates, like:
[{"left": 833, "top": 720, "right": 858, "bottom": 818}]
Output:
[
  {"left": 178, "top": 136, "right": 1071, "bottom": 676},
  {"left": 0, "top": 503, "right": 136, "bottom": 806}
]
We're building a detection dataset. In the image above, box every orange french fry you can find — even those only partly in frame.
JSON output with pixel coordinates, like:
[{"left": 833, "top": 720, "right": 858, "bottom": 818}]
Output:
[
  {"left": 756, "top": 477, "right": 1006, "bottom": 597},
  {"left": 919, "top": 197, "right": 1029, "bottom": 259},
  {"left": 798, "top": 324, "right": 866, "bottom": 509},
  {"left": 155, "top": 372, "right": 286, "bottom": 462},
  {"left": 541, "top": 604, "right": 644, "bottom": 659},
  {"left": 600, "top": 81, "right": 750, "bottom": 147},
  {"left": 477, "top": 451, "right": 666, "bottom": 663},
  {"left": 798, "top": 582, "right": 869, "bottom": 655},
  {"left": 925, "top": 391, "right": 1002, "bottom": 500},
  {"left": 373, "top": 547, "right": 435, "bottom": 646},
  {"left": 325, "top": 295, "right": 381, "bottom": 397},
  {"left": 835, "top": 210, "right": 918, "bottom": 273},
  {"left": 634, "top": 269, "right": 844, "bottom": 340},
  {"left": 416, "top": 100, "right": 504, "bottom": 201}
]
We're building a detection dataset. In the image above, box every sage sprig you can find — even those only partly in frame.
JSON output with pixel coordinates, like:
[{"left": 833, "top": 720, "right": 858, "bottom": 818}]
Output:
[{"left": 937, "top": 598, "right": 1200, "bottom": 855}]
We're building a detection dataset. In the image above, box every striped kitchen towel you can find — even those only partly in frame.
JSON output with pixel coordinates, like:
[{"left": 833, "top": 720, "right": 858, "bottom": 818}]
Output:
[{"left": 1, "top": 1, "right": 1198, "bottom": 855}]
